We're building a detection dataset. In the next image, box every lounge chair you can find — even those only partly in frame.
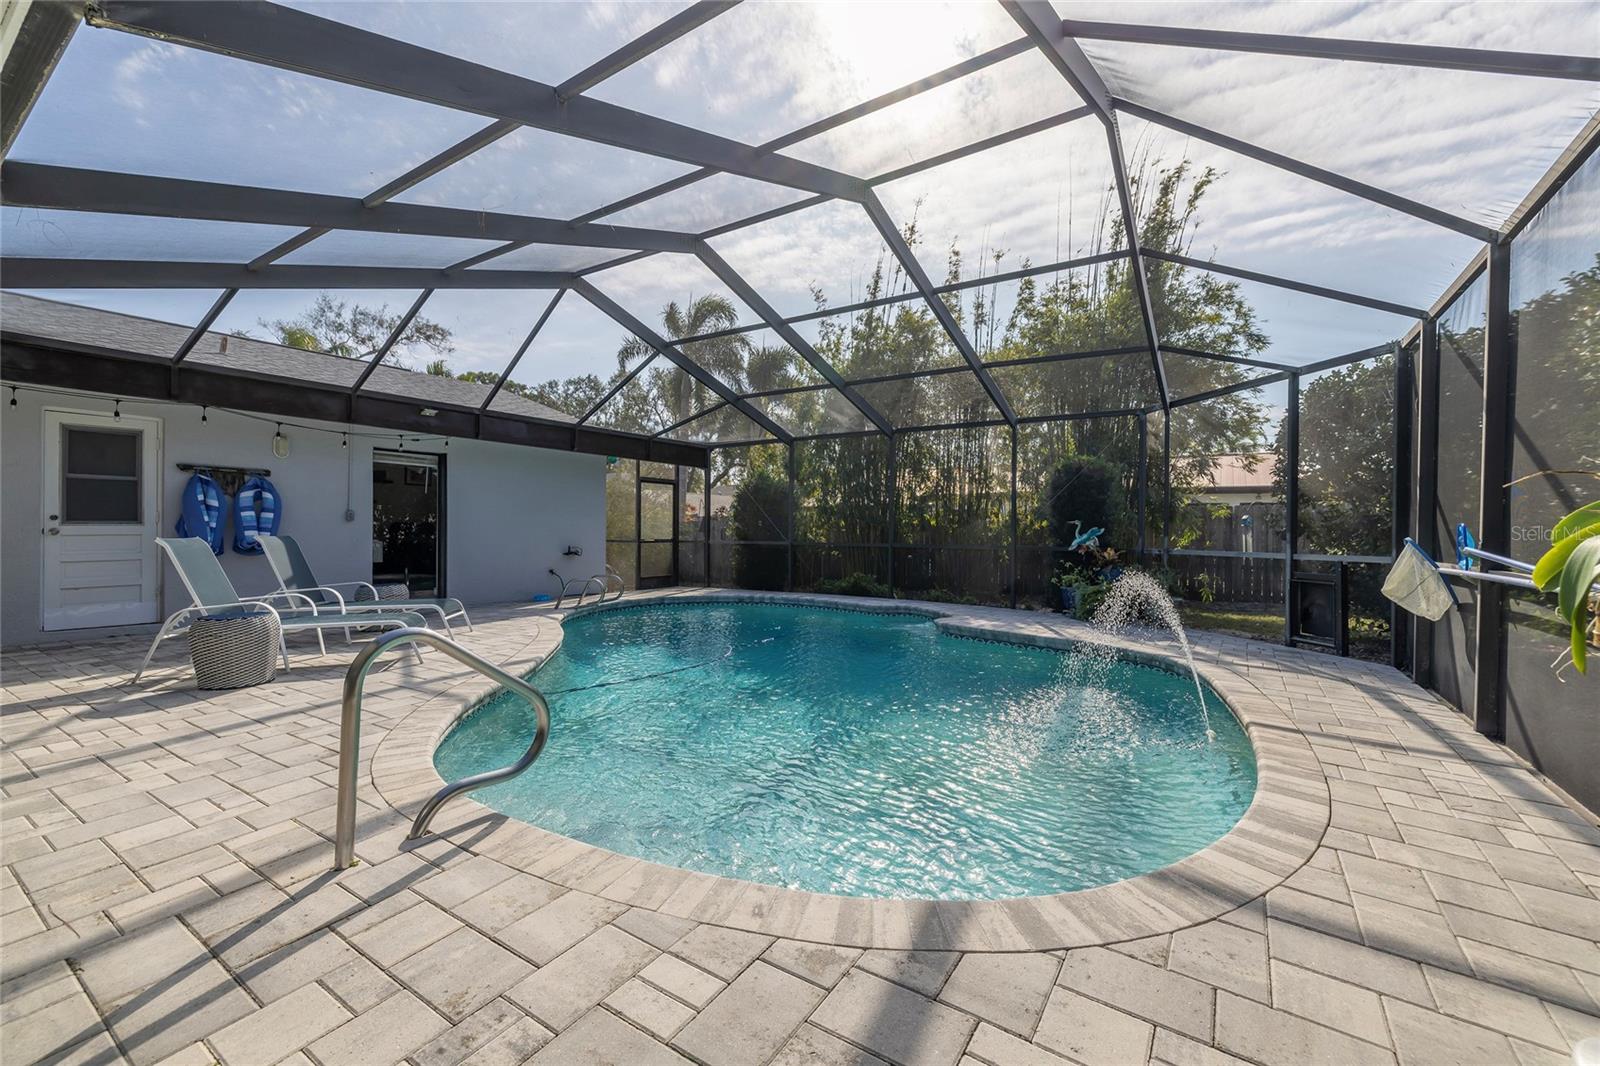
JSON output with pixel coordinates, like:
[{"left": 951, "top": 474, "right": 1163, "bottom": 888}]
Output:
[
  {"left": 257, "top": 534, "right": 472, "bottom": 635},
  {"left": 135, "top": 537, "right": 429, "bottom": 683}
]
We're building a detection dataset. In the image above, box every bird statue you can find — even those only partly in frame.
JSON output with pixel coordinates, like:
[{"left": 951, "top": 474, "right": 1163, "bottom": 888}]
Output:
[{"left": 1068, "top": 520, "right": 1105, "bottom": 551}]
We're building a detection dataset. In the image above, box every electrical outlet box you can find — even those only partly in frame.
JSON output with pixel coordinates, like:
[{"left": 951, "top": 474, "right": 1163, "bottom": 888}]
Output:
[{"left": 344, "top": 509, "right": 355, "bottom": 522}]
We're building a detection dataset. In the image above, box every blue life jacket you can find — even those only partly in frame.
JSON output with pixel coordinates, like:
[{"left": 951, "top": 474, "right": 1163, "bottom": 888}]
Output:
[
  {"left": 176, "top": 472, "right": 225, "bottom": 555},
  {"left": 233, "top": 475, "right": 281, "bottom": 554}
]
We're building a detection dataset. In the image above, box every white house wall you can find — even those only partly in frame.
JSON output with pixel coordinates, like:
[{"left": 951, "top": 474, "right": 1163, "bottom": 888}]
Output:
[{"left": 0, "top": 385, "right": 605, "bottom": 645}]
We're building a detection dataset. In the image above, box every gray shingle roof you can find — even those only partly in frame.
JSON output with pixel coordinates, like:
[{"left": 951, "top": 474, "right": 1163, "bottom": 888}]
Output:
[{"left": 0, "top": 292, "right": 576, "bottom": 423}]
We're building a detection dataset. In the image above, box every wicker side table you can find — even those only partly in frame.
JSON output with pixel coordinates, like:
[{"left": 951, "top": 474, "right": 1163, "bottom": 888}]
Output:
[
  {"left": 188, "top": 612, "right": 281, "bottom": 689},
  {"left": 375, "top": 583, "right": 411, "bottom": 601}
]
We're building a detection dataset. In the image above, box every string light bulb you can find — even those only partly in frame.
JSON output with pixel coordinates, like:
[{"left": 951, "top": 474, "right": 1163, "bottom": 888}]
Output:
[
  {"left": 341, "top": 432, "right": 348, "bottom": 449},
  {"left": 8, "top": 387, "right": 16, "bottom": 407},
  {"left": 200, "top": 406, "right": 208, "bottom": 424},
  {"left": 113, "top": 399, "right": 121, "bottom": 420}
]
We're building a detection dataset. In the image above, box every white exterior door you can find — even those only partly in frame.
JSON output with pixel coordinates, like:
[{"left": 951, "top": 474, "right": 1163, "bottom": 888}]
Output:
[{"left": 41, "top": 409, "right": 163, "bottom": 630}]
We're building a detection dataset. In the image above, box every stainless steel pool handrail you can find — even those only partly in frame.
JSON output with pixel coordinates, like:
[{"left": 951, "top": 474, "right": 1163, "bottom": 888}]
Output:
[
  {"left": 551, "top": 570, "right": 603, "bottom": 608},
  {"left": 334, "top": 626, "right": 550, "bottom": 870},
  {"left": 552, "top": 567, "right": 624, "bottom": 608}
]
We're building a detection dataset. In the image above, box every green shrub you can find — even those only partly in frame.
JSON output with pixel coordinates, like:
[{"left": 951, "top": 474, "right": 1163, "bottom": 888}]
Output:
[
  {"left": 729, "top": 473, "right": 788, "bottom": 590},
  {"left": 1078, "top": 582, "right": 1109, "bottom": 620},
  {"left": 1043, "top": 456, "right": 1130, "bottom": 553},
  {"left": 917, "top": 588, "right": 979, "bottom": 605},
  {"left": 813, "top": 572, "right": 891, "bottom": 598}
]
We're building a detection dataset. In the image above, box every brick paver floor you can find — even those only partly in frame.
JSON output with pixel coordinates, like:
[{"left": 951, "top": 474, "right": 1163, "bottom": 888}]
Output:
[{"left": 3, "top": 597, "right": 1597, "bottom": 1065}]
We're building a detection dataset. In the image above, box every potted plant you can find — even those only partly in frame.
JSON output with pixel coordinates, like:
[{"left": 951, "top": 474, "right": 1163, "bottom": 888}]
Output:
[
  {"left": 1051, "top": 560, "right": 1089, "bottom": 614},
  {"left": 1532, "top": 498, "right": 1600, "bottom": 675}
]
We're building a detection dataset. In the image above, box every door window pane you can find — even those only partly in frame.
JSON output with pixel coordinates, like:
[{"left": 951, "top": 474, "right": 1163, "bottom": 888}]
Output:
[
  {"left": 61, "top": 427, "right": 140, "bottom": 523},
  {"left": 640, "top": 541, "right": 674, "bottom": 581},
  {"left": 66, "top": 428, "right": 139, "bottom": 477},
  {"left": 63, "top": 478, "right": 139, "bottom": 523},
  {"left": 641, "top": 482, "right": 675, "bottom": 541}
]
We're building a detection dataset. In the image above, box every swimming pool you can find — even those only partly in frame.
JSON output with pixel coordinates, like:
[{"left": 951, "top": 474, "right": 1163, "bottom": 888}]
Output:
[{"left": 434, "top": 602, "right": 1257, "bottom": 900}]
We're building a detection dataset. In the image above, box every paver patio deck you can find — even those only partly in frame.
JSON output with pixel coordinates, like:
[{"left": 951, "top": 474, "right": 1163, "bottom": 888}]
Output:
[{"left": 3, "top": 591, "right": 1597, "bottom": 1066}]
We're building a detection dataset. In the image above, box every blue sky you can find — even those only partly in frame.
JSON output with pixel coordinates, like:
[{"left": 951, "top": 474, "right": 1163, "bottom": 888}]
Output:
[{"left": 4, "top": 0, "right": 1597, "bottom": 400}]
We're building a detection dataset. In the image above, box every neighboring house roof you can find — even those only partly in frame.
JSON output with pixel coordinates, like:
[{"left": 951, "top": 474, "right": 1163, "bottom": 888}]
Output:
[
  {"left": 0, "top": 292, "right": 575, "bottom": 424},
  {"left": 1196, "top": 452, "right": 1277, "bottom": 493}
]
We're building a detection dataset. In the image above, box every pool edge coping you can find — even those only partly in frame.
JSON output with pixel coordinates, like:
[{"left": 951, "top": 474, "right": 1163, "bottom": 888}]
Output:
[{"left": 369, "top": 589, "right": 1330, "bottom": 952}]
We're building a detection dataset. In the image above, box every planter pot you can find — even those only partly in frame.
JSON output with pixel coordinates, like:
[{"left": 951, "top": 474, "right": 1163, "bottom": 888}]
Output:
[{"left": 1059, "top": 586, "right": 1079, "bottom": 614}]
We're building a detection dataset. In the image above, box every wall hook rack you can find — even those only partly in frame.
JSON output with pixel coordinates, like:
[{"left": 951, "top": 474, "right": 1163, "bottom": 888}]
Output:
[{"left": 177, "top": 462, "right": 271, "bottom": 496}]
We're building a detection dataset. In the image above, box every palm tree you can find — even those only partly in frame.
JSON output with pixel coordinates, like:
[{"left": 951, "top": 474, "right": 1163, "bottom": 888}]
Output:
[{"left": 610, "top": 293, "right": 811, "bottom": 439}]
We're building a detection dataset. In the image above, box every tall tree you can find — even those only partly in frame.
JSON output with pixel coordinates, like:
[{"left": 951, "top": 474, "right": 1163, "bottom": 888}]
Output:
[
  {"left": 1277, "top": 355, "right": 1396, "bottom": 557},
  {"left": 254, "top": 294, "right": 452, "bottom": 370}
]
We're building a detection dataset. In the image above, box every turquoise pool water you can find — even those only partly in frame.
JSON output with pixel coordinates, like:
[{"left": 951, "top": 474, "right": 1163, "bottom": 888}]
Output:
[{"left": 434, "top": 603, "right": 1256, "bottom": 900}]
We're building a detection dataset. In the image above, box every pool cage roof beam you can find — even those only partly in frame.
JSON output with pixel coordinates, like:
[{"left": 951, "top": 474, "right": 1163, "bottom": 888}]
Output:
[
  {"left": 12, "top": 0, "right": 1564, "bottom": 438},
  {"left": 867, "top": 106, "right": 1096, "bottom": 187},
  {"left": 0, "top": 0, "right": 80, "bottom": 157},
  {"left": 697, "top": 403, "right": 1154, "bottom": 449},
  {"left": 1150, "top": 341, "right": 1401, "bottom": 417},
  {"left": 0, "top": 258, "right": 572, "bottom": 290},
  {"left": 237, "top": 1, "right": 743, "bottom": 272},
  {"left": 1165, "top": 372, "right": 1291, "bottom": 410},
  {"left": 1144, "top": 252, "right": 1426, "bottom": 319},
  {"left": 578, "top": 350, "right": 658, "bottom": 425},
  {"left": 478, "top": 289, "right": 566, "bottom": 412},
  {"left": 560, "top": 101, "right": 1098, "bottom": 283},
  {"left": 554, "top": 0, "right": 740, "bottom": 100},
  {"left": 350, "top": 289, "right": 434, "bottom": 394},
  {"left": 654, "top": 400, "right": 726, "bottom": 440},
  {"left": 242, "top": 118, "right": 529, "bottom": 271},
  {"left": 1295, "top": 341, "right": 1401, "bottom": 377},
  {"left": 668, "top": 250, "right": 1134, "bottom": 347},
  {"left": 170, "top": 288, "right": 238, "bottom": 365},
  {"left": 0, "top": 162, "right": 703, "bottom": 253},
  {"left": 694, "top": 243, "right": 895, "bottom": 436},
  {"left": 862, "top": 191, "right": 1018, "bottom": 426},
  {"left": 86, "top": 0, "right": 869, "bottom": 202},
  {"left": 459, "top": 40, "right": 1046, "bottom": 276},
  {"left": 1402, "top": 113, "right": 1600, "bottom": 349},
  {"left": 1117, "top": 103, "right": 1498, "bottom": 244},
  {"left": 572, "top": 36, "right": 1038, "bottom": 226},
  {"left": 1058, "top": 19, "right": 1600, "bottom": 81},
  {"left": 1159, "top": 345, "right": 1297, "bottom": 373}
]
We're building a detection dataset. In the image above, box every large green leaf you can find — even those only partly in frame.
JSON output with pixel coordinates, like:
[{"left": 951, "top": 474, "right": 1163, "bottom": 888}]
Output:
[
  {"left": 1552, "top": 500, "right": 1600, "bottom": 544},
  {"left": 1532, "top": 520, "right": 1600, "bottom": 591},
  {"left": 1556, "top": 536, "right": 1600, "bottom": 624},
  {"left": 1557, "top": 537, "right": 1600, "bottom": 675}
]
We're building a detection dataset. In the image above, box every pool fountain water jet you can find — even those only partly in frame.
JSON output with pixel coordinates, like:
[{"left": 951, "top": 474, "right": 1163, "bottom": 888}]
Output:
[{"left": 1087, "top": 572, "right": 1217, "bottom": 741}]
